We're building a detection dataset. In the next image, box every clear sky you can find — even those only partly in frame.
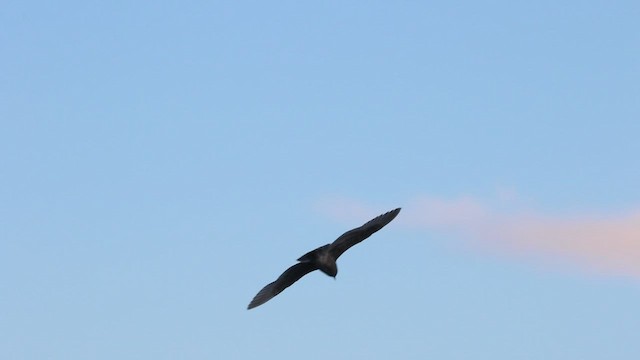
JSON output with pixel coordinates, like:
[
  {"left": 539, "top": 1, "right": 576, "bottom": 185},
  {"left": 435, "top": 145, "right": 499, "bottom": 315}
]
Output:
[{"left": 2, "top": 1, "right": 639, "bottom": 359}]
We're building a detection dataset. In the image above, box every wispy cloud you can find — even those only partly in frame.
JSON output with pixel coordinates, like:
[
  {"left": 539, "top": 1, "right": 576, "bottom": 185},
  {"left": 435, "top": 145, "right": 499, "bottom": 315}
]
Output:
[{"left": 317, "top": 195, "right": 640, "bottom": 279}]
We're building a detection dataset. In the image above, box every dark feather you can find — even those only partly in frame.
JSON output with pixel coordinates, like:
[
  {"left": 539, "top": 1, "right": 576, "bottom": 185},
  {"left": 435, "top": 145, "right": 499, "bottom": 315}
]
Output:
[
  {"left": 329, "top": 208, "right": 401, "bottom": 259},
  {"left": 247, "top": 262, "right": 318, "bottom": 309}
]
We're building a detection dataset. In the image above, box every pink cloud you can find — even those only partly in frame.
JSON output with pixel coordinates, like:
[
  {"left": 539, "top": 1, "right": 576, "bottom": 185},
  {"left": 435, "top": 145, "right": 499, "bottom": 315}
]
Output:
[{"left": 318, "top": 195, "right": 640, "bottom": 279}]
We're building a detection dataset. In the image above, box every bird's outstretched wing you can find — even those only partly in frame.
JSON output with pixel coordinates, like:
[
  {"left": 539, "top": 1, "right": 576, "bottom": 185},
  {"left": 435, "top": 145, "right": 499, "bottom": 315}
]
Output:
[
  {"left": 247, "top": 262, "right": 318, "bottom": 309},
  {"left": 329, "top": 208, "right": 401, "bottom": 259}
]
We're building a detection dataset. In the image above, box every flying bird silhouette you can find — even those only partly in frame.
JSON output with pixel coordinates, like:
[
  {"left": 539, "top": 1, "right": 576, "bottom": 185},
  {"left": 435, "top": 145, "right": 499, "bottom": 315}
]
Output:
[{"left": 247, "top": 207, "right": 401, "bottom": 309}]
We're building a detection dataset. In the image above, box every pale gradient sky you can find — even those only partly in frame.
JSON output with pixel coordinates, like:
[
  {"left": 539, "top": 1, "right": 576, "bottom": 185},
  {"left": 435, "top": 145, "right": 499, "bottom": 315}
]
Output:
[
  {"left": 320, "top": 195, "right": 640, "bottom": 279},
  {"left": 2, "top": 1, "right": 640, "bottom": 359}
]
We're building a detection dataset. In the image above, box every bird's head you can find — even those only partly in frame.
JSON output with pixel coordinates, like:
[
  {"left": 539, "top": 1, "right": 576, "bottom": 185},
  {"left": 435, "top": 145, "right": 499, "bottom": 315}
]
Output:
[{"left": 321, "top": 262, "right": 338, "bottom": 278}]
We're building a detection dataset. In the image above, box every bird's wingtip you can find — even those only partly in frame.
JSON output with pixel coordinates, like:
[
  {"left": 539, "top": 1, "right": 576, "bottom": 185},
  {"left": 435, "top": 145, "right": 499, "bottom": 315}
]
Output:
[
  {"left": 247, "top": 301, "right": 260, "bottom": 310},
  {"left": 388, "top": 207, "right": 401, "bottom": 215}
]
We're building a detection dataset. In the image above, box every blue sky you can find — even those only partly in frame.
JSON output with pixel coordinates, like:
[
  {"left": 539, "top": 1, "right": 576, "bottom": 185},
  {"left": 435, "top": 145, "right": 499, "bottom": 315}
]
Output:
[{"left": 2, "top": 1, "right": 639, "bottom": 359}]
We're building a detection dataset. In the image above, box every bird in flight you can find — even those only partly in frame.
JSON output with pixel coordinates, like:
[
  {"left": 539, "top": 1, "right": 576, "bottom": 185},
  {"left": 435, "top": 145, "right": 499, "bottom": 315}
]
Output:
[{"left": 247, "top": 207, "right": 401, "bottom": 309}]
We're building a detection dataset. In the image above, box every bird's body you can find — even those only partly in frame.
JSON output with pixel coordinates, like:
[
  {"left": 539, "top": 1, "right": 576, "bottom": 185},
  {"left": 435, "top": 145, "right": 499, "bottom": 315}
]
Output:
[
  {"left": 298, "top": 244, "right": 337, "bottom": 277},
  {"left": 247, "top": 208, "right": 401, "bottom": 309}
]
